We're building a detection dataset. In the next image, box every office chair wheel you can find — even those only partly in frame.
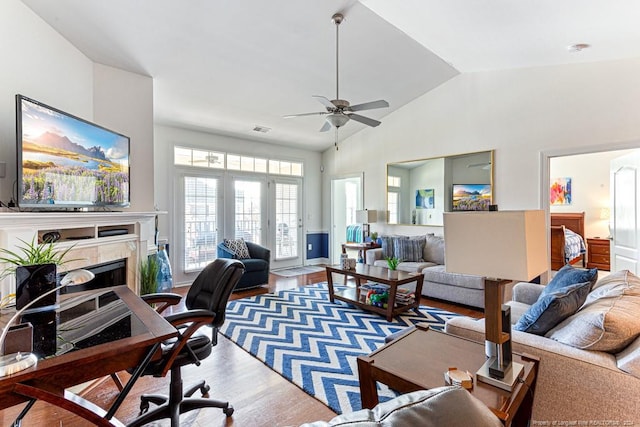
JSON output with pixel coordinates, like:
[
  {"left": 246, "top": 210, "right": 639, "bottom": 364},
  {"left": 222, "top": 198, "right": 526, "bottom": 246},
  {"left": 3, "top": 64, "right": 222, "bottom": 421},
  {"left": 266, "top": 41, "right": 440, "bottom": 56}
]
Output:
[
  {"left": 139, "top": 401, "right": 149, "bottom": 415},
  {"left": 223, "top": 405, "right": 234, "bottom": 417},
  {"left": 200, "top": 384, "right": 210, "bottom": 396}
]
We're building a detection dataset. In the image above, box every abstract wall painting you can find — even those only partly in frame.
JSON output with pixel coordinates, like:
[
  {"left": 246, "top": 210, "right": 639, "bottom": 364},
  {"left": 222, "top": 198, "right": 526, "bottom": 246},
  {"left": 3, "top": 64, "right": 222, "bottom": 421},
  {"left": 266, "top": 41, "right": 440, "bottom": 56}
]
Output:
[
  {"left": 550, "top": 177, "right": 572, "bottom": 205},
  {"left": 416, "top": 189, "right": 435, "bottom": 209}
]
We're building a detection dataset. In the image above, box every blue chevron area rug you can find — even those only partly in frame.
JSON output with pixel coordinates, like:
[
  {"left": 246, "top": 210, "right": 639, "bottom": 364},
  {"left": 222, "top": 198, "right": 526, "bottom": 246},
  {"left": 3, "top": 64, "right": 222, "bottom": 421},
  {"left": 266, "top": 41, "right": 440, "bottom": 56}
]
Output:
[{"left": 219, "top": 282, "right": 462, "bottom": 415}]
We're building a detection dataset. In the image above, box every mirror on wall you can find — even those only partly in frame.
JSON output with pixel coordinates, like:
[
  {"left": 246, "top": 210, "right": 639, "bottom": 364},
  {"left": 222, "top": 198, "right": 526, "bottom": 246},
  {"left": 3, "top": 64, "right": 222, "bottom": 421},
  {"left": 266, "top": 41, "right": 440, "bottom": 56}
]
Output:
[{"left": 386, "top": 150, "right": 494, "bottom": 226}]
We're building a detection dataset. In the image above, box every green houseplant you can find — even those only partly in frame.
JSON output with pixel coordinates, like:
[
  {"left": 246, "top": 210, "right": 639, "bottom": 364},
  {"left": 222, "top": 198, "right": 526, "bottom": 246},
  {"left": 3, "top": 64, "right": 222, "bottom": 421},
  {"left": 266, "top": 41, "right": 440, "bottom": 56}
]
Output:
[
  {"left": 0, "top": 236, "right": 75, "bottom": 310},
  {"left": 385, "top": 256, "right": 401, "bottom": 271},
  {"left": 139, "top": 254, "right": 160, "bottom": 295}
]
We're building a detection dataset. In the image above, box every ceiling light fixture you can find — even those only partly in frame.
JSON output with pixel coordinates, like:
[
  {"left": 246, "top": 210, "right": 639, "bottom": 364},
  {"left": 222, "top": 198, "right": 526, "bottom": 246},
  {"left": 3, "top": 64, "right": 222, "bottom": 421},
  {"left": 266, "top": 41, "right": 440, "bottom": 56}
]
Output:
[{"left": 568, "top": 43, "right": 590, "bottom": 52}]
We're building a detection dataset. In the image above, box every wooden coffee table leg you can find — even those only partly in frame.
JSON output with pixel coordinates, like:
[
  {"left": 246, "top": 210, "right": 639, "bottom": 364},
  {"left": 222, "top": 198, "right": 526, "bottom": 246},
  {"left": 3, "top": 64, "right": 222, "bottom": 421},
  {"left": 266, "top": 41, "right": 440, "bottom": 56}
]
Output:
[
  {"left": 326, "top": 267, "right": 335, "bottom": 303},
  {"left": 357, "top": 355, "right": 379, "bottom": 409}
]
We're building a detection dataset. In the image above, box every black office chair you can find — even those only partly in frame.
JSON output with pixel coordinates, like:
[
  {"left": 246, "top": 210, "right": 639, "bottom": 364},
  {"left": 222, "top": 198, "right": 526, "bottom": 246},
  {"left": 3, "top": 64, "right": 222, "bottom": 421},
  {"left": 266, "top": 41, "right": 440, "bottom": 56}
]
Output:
[{"left": 128, "top": 258, "right": 245, "bottom": 427}]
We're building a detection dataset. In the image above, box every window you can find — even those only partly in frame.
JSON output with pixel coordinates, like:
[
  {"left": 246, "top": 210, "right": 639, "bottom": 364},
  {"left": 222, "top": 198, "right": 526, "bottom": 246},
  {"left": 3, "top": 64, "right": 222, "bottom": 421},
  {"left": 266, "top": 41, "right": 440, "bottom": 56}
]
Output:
[
  {"left": 269, "top": 160, "right": 303, "bottom": 176},
  {"left": 175, "top": 147, "right": 224, "bottom": 169},
  {"left": 388, "top": 191, "right": 399, "bottom": 224},
  {"left": 388, "top": 175, "right": 401, "bottom": 188}
]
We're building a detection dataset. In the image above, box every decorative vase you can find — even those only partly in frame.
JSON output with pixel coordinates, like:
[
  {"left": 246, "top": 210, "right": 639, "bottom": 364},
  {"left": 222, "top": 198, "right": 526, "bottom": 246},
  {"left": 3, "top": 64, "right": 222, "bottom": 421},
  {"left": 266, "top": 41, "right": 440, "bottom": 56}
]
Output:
[
  {"left": 388, "top": 270, "right": 398, "bottom": 279},
  {"left": 15, "top": 263, "right": 57, "bottom": 311}
]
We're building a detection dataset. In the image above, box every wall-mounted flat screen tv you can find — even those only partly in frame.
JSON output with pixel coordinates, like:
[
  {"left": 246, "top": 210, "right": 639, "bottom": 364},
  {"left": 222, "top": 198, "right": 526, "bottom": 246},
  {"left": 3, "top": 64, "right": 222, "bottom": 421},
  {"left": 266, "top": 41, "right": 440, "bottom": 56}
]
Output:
[
  {"left": 452, "top": 184, "right": 491, "bottom": 211},
  {"left": 16, "top": 95, "right": 130, "bottom": 209}
]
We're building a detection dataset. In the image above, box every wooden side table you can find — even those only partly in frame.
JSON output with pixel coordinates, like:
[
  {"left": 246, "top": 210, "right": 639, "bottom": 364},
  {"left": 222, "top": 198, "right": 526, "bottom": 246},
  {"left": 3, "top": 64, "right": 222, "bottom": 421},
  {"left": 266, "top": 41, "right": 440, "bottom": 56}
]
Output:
[
  {"left": 357, "top": 324, "right": 539, "bottom": 427},
  {"left": 587, "top": 237, "right": 610, "bottom": 270},
  {"left": 341, "top": 242, "right": 381, "bottom": 263}
]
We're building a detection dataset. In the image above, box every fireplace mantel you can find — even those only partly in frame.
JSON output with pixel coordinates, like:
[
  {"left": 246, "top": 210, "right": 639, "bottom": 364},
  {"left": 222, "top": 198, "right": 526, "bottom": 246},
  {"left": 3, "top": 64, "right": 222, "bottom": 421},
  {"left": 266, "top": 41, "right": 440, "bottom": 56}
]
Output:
[{"left": 0, "top": 211, "right": 159, "bottom": 298}]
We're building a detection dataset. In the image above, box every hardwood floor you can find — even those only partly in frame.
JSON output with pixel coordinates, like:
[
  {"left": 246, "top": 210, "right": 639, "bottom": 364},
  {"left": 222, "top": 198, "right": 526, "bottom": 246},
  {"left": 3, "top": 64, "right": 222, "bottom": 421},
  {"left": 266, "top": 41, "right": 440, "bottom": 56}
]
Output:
[{"left": 0, "top": 269, "right": 482, "bottom": 426}]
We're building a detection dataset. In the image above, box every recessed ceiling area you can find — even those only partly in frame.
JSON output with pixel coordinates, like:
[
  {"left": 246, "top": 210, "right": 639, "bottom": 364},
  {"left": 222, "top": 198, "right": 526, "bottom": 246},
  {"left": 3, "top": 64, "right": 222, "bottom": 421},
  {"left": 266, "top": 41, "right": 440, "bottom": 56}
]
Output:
[{"left": 20, "top": 0, "right": 640, "bottom": 151}]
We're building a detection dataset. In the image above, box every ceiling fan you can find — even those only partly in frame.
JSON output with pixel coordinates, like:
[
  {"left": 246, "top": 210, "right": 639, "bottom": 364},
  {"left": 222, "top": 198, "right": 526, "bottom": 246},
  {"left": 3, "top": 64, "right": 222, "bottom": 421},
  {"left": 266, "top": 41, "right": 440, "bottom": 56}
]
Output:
[{"left": 284, "top": 13, "right": 389, "bottom": 141}]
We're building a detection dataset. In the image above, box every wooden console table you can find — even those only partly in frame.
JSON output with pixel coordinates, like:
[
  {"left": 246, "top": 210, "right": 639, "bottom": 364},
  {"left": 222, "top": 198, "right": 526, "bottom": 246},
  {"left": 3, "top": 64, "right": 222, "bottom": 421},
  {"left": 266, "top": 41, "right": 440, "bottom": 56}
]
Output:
[{"left": 357, "top": 324, "right": 539, "bottom": 427}]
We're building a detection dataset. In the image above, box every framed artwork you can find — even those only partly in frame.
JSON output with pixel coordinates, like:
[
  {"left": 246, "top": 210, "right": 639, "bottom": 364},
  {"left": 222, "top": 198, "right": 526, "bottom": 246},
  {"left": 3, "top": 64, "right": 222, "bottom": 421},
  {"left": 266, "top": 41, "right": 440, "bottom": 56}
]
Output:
[
  {"left": 452, "top": 184, "right": 492, "bottom": 211},
  {"left": 416, "top": 189, "right": 435, "bottom": 209},
  {"left": 550, "top": 177, "right": 572, "bottom": 205}
]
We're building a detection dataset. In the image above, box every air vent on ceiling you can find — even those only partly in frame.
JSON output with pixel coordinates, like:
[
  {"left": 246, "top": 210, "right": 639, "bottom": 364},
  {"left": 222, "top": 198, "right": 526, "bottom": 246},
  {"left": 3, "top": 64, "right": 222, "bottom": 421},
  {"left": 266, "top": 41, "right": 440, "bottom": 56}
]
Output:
[{"left": 253, "top": 125, "right": 271, "bottom": 133}]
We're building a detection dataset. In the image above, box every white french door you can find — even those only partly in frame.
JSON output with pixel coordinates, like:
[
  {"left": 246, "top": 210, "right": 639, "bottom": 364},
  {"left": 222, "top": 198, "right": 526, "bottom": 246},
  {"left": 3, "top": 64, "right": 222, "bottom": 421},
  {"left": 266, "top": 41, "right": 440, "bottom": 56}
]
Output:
[
  {"left": 270, "top": 178, "right": 303, "bottom": 269},
  {"left": 181, "top": 174, "right": 223, "bottom": 274},
  {"left": 229, "top": 176, "right": 266, "bottom": 244}
]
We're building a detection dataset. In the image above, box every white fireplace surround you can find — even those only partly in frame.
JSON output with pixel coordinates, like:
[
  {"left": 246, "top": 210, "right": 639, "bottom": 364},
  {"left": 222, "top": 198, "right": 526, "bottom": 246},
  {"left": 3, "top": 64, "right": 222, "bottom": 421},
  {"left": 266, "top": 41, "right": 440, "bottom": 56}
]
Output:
[{"left": 0, "top": 211, "right": 158, "bottom": 299}]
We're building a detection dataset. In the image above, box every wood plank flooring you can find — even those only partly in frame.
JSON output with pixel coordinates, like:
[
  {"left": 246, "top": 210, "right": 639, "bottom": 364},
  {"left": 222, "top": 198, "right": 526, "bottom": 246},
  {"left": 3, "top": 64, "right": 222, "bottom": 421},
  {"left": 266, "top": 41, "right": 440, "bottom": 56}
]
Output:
[{"left": 0, "top": 268, "right": 482, "bottom": 426}]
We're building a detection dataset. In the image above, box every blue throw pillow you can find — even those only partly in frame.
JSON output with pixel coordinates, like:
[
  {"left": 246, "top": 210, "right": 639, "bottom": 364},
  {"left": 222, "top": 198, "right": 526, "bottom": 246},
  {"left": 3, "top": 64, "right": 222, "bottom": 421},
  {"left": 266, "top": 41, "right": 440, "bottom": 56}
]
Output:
[
  {"left": 514, "top": 280, "right": 592, "bottom": 335},
  {"left": 543, "top": 265, "right": 598, "bottom": 296}
]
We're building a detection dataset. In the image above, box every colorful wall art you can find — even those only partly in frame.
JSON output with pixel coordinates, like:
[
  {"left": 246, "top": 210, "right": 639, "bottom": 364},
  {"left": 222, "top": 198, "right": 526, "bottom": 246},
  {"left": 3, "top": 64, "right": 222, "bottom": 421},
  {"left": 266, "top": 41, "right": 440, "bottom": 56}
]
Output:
[
  {"left": 416, "top": 189, "right": 435, "bottom": 209},
  {"left": 550, "top": 177, "right": 572, "bottom": 205}
]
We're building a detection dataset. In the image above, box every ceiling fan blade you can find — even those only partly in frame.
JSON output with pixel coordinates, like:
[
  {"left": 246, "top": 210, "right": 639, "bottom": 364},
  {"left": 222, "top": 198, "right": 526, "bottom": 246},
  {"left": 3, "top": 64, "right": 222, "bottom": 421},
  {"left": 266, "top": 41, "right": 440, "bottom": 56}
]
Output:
[
  {"left": 283, "top": 112, "right": 328, "bottom": 118},
  {"left": 349, "top": 100, "right": 389, "bottom": 112},
  {"left": 348, "top": 113, "right": 381, "bottom": 127},
  {"left": 319, "top": 121, "right": 332, "bottom": 132},
  {"left": 312, "top": 95, "right": 336, "bottom": 110}
]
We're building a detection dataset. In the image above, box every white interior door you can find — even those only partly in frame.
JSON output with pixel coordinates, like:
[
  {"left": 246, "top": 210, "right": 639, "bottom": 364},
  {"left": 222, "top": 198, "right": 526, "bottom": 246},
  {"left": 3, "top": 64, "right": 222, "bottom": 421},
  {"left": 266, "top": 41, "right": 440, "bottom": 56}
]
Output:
[
  {"left": 611, "top": 151, "right": 640, "bottom": 273},
  {"left": 331, "top": 174, "right": 363, "bottom": 264}
]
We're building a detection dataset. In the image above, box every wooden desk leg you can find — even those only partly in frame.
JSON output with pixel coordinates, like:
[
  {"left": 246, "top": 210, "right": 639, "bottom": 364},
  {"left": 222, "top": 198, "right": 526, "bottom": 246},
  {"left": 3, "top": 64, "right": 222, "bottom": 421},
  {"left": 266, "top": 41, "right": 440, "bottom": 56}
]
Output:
[{"left": 357, "top": 356, "right": 379, "bottom": 409}]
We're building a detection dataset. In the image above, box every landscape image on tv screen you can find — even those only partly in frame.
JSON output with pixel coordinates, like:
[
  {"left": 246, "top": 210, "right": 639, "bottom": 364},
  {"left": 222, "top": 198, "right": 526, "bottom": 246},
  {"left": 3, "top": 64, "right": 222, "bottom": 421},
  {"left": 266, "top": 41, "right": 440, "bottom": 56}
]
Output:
[
  {"left": 18, "top": 96, "right": 129, "bottom": 208},
  {"left": 452, "top": 184, "right": 491, "bottom": 211}
]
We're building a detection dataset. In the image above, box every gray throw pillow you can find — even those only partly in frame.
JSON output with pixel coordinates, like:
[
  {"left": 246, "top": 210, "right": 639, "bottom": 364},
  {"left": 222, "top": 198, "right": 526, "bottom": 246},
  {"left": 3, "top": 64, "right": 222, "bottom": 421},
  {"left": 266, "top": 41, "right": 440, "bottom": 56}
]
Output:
[
  {"left": 547, "top": 270, "right": 640, "bottom": 353},
  {"left": 513, "top": 280, "right": 591, "bottom": 335},
  {"left": 394, "top": 239, "right": 425, "bottom": 262},
  {"left": 423, "top": 235, "right": 445, "bottom": 265},
  {"left": 299, "top": 386, "right": 502, "bottom": 427}
]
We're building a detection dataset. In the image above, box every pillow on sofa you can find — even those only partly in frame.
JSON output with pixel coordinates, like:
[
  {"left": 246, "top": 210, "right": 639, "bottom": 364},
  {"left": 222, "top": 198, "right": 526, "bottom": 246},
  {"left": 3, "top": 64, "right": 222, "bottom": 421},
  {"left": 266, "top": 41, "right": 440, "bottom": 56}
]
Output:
[
  {"left": 547, "top": 270, "right": 640, "bottom": 353},
  {"left": 513, "top": 280, "right": 592, "bottom": 335},
  {"left": 223, "top": 238, "right": 250, "bottom": 259},
  {"left": 300, "top": 386, "right": 502, "bottom": 427},
  {"left": 394, "top": 238, "right": 425, "bottom": 262},
  {"left": 543, "top": 264, "right": 598, "bottom": 296},
  {"left": 380, "top": 235, "right": 409, "bottom": 259},
  {"left": 423, "top": 235, "right": 445, "bottom": 265}
]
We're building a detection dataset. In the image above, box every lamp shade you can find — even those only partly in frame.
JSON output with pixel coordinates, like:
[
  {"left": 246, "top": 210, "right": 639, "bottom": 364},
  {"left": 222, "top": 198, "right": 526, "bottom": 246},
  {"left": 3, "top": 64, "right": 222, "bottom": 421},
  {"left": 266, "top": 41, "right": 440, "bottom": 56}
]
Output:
[
  {"left": 356, "top": 209, "right": 377, "bottom": 224},
  {"left": 444, "top": 210, "right": 547, "bottom": 281}
]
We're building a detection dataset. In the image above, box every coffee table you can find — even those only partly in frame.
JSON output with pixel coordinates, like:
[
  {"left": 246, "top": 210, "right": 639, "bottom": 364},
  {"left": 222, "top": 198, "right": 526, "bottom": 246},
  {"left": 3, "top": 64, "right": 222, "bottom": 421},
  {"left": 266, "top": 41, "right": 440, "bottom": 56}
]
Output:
[
  {"left": 325, "top": 264, "right": 424, "bottom": 321},
  {"left": 356, "top": 323, "right": 539, "bottom": 427}
]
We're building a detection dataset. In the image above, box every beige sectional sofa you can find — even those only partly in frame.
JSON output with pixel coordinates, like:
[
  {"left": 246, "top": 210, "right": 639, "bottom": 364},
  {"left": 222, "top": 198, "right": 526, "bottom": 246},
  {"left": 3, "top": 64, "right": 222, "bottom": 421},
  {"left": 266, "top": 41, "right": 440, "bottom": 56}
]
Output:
[
  {"left": 365, "top": 234, "right": 512, "bottom": 308},
  {"left": 445, "top": 275, "right": 640, "bottom": 423}
]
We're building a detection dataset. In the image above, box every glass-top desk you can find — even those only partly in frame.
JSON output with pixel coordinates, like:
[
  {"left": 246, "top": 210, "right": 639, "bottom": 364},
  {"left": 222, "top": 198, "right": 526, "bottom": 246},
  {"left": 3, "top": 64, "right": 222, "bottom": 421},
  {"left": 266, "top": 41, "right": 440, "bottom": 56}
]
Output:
[{"left": 0, "top": 285, "right": 177, "bottom": 426}]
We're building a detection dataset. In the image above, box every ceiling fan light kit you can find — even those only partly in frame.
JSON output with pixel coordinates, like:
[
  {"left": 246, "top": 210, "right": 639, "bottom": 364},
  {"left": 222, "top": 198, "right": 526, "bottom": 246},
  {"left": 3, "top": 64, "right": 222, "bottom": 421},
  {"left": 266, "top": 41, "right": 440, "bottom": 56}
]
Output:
[{"left": 285, "top": 12, "right": 389, "bottom": 149}]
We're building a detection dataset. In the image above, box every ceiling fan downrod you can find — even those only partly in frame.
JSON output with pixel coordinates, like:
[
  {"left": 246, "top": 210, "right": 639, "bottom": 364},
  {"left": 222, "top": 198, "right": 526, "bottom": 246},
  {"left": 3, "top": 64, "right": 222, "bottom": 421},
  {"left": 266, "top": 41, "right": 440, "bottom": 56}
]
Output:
[{"left": 332, "top": 13, "right": 343, "bottom": 101}]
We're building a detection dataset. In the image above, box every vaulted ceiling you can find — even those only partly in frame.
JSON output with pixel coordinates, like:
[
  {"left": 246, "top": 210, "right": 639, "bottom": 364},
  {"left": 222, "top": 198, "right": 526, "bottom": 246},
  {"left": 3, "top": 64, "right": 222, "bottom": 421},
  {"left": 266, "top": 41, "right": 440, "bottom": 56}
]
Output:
[{"left": 21, "top": 0, "right": 640, "bottom": 151}]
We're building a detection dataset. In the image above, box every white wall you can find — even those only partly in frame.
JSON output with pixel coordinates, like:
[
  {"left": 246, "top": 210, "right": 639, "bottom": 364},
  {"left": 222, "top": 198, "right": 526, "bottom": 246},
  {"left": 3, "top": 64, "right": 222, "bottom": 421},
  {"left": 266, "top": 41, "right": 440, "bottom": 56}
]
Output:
[
  {"left": 322, "top": 58, "right": 640, "bottom": 242},
  {"left": 550, "top": 149, "right": 636, "bottom": 238},
  {"left": 93, "top": 64, "right": 155, "bottom": 211},
  {"left": 0, "top": 0, "right": 93, "bottom": 204},
  {"left": 0, "top": 1, "right": 155, "bottom": 213},
  {"left": 154, "top": 124, "right": 323, "bottom": 284}
]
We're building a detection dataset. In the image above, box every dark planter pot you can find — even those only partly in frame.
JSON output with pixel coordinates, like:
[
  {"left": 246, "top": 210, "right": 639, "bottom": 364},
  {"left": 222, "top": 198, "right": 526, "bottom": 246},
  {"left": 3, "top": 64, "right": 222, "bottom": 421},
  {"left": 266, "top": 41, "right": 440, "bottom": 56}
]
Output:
[{"left": 15, "top": 263, "right": 58, "bottom": 311}]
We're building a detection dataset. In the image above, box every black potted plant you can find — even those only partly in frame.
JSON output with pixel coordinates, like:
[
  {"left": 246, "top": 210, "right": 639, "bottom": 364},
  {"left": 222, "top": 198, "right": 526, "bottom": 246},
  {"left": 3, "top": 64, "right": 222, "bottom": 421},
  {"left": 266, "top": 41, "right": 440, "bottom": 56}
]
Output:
[{"left": 0, "top": 237, "right": 75, "bottom": 310}]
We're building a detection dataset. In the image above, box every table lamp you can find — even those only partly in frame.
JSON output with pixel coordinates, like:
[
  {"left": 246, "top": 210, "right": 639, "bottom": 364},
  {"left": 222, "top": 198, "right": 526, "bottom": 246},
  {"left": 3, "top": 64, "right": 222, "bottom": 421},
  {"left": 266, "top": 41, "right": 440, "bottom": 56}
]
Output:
[
  {"left": 444, "top": 210, "right": 547, "bottom": 391},
  {"left": 356, "top": 209, "right": 377, "bottom": 242},
  {"left": 0, "top": 268, "right": 95, "bottom": 377}
]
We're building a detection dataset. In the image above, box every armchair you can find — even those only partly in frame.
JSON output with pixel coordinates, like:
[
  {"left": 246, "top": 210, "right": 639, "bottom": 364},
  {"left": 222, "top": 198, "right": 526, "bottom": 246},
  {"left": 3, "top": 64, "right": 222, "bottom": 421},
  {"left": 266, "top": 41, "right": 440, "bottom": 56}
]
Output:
[{"left": 217, "top": 240, "right": 270, "bottom": 290}]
